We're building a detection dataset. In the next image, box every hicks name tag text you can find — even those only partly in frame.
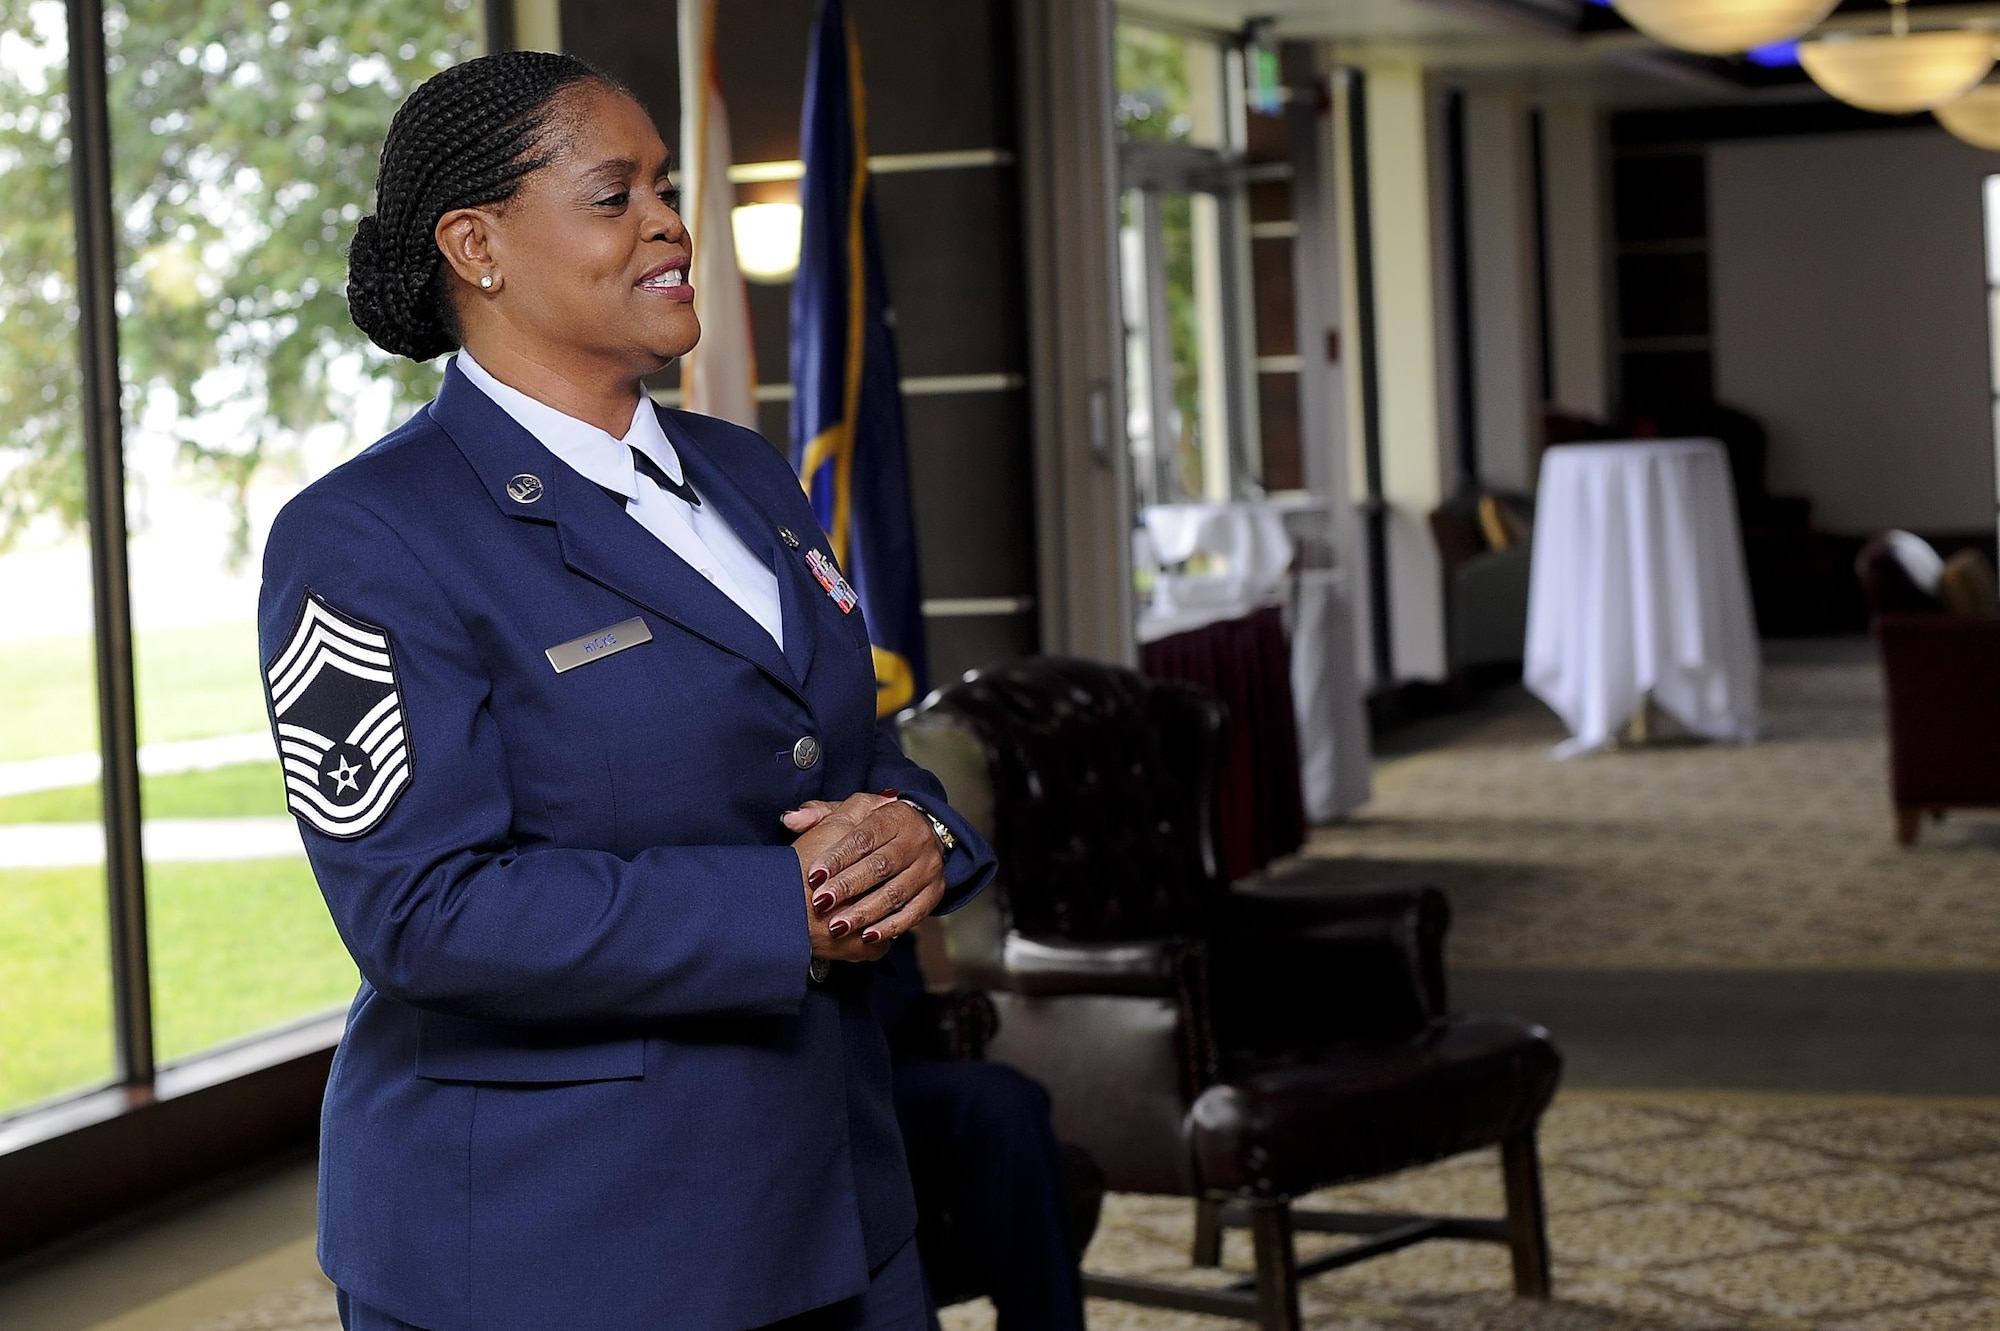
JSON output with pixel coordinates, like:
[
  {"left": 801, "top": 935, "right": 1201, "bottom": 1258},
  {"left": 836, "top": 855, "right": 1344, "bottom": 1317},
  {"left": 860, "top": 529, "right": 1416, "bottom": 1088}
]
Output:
[{"left": 545, "top": 617, "right": 655, "bottom": 674}]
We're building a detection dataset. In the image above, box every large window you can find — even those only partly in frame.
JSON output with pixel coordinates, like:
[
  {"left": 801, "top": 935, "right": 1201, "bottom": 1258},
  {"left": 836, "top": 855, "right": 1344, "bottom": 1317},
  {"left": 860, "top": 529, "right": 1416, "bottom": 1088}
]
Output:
[
  {"left": 0, "top": 0, "right": 480, "bottom": 1119},
  {"left": 0, "top": 2, "right": 114, "bottom": 1114}
]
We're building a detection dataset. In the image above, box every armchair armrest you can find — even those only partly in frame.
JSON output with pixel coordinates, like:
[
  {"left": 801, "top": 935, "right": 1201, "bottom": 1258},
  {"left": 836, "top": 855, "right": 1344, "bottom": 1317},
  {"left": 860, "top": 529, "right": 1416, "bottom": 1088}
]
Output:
[
  {"left": 1225, "top": 887, "right": 1448, "bottom": 1009},
  {"left": 981, "top": 936, "right": 1217, "bottom": 1196},
  {"left": 972, "top": 934, "right": 1201, "bottom": 999},
  {"left": 1214, "top": 887, "right": 1450, "bottom": 1051}
]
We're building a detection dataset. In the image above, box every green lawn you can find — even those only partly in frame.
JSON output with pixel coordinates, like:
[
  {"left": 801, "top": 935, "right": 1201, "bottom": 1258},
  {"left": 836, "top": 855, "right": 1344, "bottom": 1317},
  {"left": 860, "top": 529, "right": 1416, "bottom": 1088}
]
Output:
[
  {"left": 0, "top": 857, "right": 355, "bottom": 1114},
  {"left": 0, "top": 621, "right": 361, "bottom": 1117},
  {"left": 148, "top": 858, "right": 356, "bottom": 1066},
  {"left": 0, "top": 762, "right": 287, "bottom": 824},
  {"left": 0, "top": 622, "right": 267, "bottom": 763},
  {"left": 0, "top": 866, "right": 115, "bottom": 1112}
]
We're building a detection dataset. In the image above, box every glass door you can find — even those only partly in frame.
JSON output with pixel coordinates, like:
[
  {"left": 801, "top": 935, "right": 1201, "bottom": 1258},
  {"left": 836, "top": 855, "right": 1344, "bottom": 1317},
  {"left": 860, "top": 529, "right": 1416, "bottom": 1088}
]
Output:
[
  {"left": 1121, "top": 179, "right": 1256, "bottom": 508},
  {"left": 1115, "top": 20, "right": 1261, "bottom": 511}
]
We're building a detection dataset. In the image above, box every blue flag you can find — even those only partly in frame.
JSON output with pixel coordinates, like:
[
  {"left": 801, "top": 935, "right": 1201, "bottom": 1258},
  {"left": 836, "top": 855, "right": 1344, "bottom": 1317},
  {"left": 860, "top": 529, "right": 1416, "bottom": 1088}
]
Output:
[{"left": 789, "top": 0, "right": 927, "bottom": 719}]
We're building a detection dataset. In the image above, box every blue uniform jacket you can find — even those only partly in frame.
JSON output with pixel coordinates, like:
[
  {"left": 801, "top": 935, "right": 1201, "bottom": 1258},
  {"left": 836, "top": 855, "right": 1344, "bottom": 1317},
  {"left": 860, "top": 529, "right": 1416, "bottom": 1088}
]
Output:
[{"left": 256, "top": 363, "right": 995, "bottom": 1331}]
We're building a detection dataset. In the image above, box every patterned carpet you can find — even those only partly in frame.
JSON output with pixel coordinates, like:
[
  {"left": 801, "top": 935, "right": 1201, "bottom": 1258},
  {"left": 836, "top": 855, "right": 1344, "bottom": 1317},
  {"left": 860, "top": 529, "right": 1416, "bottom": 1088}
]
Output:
[
  {"left": 155, "top": 1093, "right": 2000, "bottom": 1331},
  {"left": 91, "top": 647, "right": 2000, "bottom": 1331},
  {"left": 171, "top": 1280, "right": 331, "bottom": 1331},
  {"left": 1274, "top": 646, "right": 2000, "bottom": 971},
  {"left": 954, "top": 1092, "right": 2000, "bottom": 1331}
]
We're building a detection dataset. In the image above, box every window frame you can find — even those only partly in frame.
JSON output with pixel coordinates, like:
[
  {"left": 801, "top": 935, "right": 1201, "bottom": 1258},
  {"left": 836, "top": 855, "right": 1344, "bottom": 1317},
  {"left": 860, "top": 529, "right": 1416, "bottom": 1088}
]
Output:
[{"left": 1115, "top": 18, "right": 1266, "bottom": 510}]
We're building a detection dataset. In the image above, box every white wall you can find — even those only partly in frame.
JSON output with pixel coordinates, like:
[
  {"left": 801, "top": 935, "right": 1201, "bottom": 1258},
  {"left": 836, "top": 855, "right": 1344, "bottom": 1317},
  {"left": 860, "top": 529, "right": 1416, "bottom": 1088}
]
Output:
[{"left": 1710, "top": 128, "right": 1996, "bottom": 535}]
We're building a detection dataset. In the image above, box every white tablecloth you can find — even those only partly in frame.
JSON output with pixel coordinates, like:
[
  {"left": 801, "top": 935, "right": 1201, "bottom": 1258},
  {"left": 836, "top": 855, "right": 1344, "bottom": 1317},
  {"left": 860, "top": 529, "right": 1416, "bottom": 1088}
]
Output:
[
  {"left": 1133, "top": 500, "right": 1372, "bottom": 820},
  {"left": 1525, "top": 439, "right": 1760, "bottom": 757},
  {"left": 1288, "top": 568, "right": 1372, "bottom": 820},
  {"left": 1134, "top": 502, "right": 1295, "bottom": 644}
]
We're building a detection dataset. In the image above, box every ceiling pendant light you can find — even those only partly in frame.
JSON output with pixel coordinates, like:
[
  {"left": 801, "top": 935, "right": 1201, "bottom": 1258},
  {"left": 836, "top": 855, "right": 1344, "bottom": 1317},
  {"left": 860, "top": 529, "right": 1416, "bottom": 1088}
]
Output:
[
  {"left": 1937, "top": 83, "right": 2000, "bottom": 150},
  {"left": 1612, "top": 0, "right": 1839, "bottom": 57},
  {"left": 1799, "top": 0, "right": 1997, "bottom": 115}
]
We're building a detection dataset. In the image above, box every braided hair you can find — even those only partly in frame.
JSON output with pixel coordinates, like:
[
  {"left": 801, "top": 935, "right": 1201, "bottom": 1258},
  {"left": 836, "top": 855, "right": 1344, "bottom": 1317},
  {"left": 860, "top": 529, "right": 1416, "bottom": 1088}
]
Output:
[{"left": 347, "top": 51, "right": 621, "bottom": 362}]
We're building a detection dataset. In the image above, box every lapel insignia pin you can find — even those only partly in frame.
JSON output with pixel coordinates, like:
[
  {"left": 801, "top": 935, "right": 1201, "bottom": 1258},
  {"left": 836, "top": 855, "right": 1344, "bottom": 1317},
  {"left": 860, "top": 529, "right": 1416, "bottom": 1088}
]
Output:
[
  {"left": 506, "top": 473, "right": 544, "bottom": 504},
  {"left": 778, "top": 526, "right": 800, "bottom": 550},
  {"left": 805, "top": 549, "right": 860, "bottom": 614}
]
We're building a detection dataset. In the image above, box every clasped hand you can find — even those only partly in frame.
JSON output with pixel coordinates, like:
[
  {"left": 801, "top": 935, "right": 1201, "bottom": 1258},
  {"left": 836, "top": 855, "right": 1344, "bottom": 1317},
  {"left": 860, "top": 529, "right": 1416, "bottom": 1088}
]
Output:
[{"left": 784, "top": 792, "right": 947, "bottom": 963}]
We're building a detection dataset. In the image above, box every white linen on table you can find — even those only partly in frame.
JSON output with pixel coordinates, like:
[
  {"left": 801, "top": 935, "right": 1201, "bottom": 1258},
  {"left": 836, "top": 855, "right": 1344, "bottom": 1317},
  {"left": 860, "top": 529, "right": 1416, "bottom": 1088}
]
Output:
[
  {"left": 1525, "top": 439, "right": 1760, "bottom": 758},
  {"left": 1135, "top": 500, "right": 1373, "bottom": 820},
  {"left": 1289, "top": 567, "right": 1372, "bottom": 820},
  {"left": 1136, "top": 502, "right": 1295, "bottom": 642}
]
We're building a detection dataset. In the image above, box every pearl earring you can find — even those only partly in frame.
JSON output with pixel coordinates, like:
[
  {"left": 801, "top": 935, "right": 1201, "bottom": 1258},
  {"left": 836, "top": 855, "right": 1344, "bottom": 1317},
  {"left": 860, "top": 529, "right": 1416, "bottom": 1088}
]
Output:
[{"left": 480, "top": 274, "right": 494, "bottom": 289}]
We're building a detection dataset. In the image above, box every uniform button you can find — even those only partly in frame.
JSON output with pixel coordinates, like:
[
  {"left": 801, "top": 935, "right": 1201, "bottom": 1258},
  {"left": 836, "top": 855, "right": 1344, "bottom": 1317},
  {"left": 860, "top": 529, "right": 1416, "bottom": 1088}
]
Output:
[{"left": 792, "top": 736, "right": 821, "bottom": 770}]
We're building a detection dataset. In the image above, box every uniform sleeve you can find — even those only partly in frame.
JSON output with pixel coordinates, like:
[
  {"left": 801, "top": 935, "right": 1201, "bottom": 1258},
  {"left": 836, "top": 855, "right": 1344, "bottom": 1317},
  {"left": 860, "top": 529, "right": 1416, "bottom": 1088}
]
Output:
[
  {"left": 260, "top": 488, "right": 811, "bottom": 1026},
  {"left": 865, "top": 724, "right": 995, "bottom": 916}
]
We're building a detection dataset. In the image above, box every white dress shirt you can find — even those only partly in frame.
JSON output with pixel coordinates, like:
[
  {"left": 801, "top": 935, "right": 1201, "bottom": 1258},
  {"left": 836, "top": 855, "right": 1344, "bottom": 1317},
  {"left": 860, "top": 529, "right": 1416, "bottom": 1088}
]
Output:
[{"left": 455, "top": 352, "right": 785, "bottom": 650}]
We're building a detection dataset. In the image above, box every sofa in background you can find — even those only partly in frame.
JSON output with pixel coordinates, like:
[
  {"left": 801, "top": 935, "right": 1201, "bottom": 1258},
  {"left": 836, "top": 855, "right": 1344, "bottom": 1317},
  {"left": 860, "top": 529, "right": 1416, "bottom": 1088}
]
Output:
[
  {"left": 1857, "top": 532, "right": 2000, "bottom": 845},
  {"left": 1428, "top": 488, "right": 1534, "bottom": 676}
]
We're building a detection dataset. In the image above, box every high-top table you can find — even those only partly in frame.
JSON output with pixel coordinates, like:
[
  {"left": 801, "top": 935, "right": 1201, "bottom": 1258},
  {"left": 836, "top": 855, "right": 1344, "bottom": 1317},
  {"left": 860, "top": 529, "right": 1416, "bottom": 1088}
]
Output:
[
  {"left": 1135, "top": 502, "right": 1307, "bottom": 876},
  {"left": 1525, "top": 439, "right": 1760, "bottom": 757}
]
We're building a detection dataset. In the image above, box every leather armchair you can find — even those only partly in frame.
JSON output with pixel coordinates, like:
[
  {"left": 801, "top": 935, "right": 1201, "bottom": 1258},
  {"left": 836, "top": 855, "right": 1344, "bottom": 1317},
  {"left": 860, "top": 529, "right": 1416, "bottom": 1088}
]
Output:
[
  {"left": 903, "top": 658, "right": 1563, "bottom": 1330},
  {"left": 1857, "top": 536, "right": 2000, "bottom": 844}
]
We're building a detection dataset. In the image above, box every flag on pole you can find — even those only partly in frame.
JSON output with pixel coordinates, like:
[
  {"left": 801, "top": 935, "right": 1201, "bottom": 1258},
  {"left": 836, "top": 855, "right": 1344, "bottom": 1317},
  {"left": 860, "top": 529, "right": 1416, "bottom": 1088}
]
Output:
[
  {"left": 790, "top": 0, "right": 927, "bottom": 718},
  {"left": 677, "top": 0, "right": 757, "bottom": 427}
]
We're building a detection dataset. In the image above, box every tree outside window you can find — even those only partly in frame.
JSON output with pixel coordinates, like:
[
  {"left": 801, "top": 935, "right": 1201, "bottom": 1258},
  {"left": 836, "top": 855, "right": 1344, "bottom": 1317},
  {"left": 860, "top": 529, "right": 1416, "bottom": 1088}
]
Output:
[{"left": 0, "top": 0, "right": 479, "bottom": 1115}]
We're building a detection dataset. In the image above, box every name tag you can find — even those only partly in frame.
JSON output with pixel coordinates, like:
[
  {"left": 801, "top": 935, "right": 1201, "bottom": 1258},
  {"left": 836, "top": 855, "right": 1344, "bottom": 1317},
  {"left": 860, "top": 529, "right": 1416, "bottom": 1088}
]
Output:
[{"left": 545, "top": 617, "right": 653, "bottom": 674}]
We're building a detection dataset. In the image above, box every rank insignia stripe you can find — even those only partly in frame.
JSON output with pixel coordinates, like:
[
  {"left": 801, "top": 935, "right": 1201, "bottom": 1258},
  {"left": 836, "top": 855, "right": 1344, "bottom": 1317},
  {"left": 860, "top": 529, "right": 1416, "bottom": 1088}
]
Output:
[
  {"left": 264, "top": 590, "right": 414, "bottom": 840},
  {"left": 545, "top": 617, "right": 654, "bottom": 673}
]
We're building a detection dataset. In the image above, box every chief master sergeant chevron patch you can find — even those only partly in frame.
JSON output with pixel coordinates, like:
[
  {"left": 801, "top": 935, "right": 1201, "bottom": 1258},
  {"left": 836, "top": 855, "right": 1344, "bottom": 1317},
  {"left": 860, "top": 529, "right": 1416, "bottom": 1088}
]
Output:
[{"left": 264, "top": 590, "right": 413, "bottom": 839}]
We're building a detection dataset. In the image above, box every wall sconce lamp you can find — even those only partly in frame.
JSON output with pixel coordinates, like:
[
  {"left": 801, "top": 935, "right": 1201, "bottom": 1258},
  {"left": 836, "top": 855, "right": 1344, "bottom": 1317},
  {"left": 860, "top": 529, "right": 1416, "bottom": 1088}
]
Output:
[{"left": 731, "top": 202, "right": 803, "bottom": 284}]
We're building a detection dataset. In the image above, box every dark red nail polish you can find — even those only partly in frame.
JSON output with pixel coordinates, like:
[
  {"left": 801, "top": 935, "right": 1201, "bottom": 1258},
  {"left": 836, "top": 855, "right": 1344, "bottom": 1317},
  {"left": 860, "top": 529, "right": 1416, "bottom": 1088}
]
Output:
[
  {"left": 878, "top": 788, "right": 900, "bottom": 798},
  {"left": 808, "top": 868, "right": 828, "bottom": 888},
  {"left": 812, "top": 892, "right": 835, "bottom": 912},
  {"left": 862, "top": 929, "right": 882, "bottom": 944},
  {"left": 828, "top": 919, "right": 850, "bottom": 938}
]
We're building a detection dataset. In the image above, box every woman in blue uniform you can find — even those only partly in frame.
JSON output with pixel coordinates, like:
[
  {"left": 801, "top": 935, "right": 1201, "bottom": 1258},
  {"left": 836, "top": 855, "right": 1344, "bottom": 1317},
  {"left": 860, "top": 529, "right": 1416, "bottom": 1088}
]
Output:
[{"left": 258, "top": 51, "right": 993, "bottom": 1331}]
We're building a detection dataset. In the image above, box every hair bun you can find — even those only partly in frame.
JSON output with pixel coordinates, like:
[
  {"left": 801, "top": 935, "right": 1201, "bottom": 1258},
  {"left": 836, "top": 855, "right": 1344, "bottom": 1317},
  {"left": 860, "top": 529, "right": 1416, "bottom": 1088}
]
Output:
[{"left": 346, "top": 214, "right": 453, "bottom": 362}]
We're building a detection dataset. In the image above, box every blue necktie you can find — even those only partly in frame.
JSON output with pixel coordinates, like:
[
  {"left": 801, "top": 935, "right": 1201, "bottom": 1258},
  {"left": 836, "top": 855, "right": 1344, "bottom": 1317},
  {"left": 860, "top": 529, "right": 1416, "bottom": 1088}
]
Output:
[{"left": 630, "top": 445, "right": 700, "bottom": 508}]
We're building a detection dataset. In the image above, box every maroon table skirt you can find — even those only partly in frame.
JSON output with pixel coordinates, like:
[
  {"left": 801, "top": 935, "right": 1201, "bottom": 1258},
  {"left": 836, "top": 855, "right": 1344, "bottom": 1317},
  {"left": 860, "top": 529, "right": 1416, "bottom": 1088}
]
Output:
[{"left": 1140, "top": 604, "right": 1307, "bottom": 881}]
